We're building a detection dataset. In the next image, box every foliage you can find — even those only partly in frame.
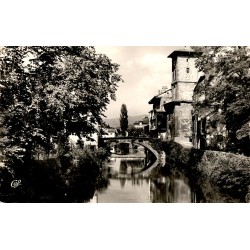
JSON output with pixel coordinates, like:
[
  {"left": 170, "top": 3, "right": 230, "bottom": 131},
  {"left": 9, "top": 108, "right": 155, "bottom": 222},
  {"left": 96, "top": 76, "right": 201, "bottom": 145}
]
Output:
[
  {"left": 0, "top": 147, "right": 111, "bottom": 202},
  {"left": 191, "top": 46, "right": 250, "bottom": 148},
  {"left": 196, "top": 150, "right": 250, "bottom": 202},
  {"left": 148, "top": 138, "right": 165, "bottom": 153},
  {"left": 0, "top": 46, "right": 123, "bottom": 170},
  {"left": 152, "top": 140, "right": 250, "bottom": 202},
  {"left": 0, "top": 166, "right": 15, "bottom": 201},
  {"left": 119, "top": 104, "right": 128, "bottom": 136},
  {"left": 0, "top": 157, "right": 66, "bottom": 202},
  {"left": 63, "top": 147, "right": 110, "bottom": 202}
]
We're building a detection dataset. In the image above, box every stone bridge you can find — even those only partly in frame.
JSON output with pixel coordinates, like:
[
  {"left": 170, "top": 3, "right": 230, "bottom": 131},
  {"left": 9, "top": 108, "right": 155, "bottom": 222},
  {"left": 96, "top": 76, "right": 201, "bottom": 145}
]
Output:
[{"left": 101, "top": 137, "right": 166, "bottom": 176}]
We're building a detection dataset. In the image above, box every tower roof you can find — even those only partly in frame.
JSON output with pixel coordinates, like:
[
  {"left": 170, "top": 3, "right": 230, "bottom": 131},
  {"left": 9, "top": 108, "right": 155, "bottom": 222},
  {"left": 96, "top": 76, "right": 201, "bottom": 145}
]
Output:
[{"left": 168, "top": 46, "right": 197, "bottom": 58}]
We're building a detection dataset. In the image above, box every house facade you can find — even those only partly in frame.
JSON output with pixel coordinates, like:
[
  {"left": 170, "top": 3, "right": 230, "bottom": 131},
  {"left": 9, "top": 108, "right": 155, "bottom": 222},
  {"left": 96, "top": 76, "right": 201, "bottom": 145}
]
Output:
[
  {"left": 69, "top": 127, "right": 100, "bottom": 151},
  {"left": 148, "top": 87, "right": 171, "bottom": 139},
  {"left": 102, "top": 128, "right": 118, "bottom": 138},
  {"left": 132, "top": 116, "right": 149, "bottom": 136},
  {"left": 133, "top": 116, "right": 149, "bottom": 129}
]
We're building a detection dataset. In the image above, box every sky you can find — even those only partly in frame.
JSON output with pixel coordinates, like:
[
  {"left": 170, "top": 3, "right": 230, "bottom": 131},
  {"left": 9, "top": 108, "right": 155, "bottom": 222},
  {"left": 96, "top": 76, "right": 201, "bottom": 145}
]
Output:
[{"left": 95, "top": 46, "right": 183, "bottom": 119}]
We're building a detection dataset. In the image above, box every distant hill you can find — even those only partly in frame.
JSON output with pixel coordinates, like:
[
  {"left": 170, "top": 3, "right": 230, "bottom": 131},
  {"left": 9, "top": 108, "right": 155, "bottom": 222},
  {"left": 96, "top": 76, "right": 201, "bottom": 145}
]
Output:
[{"left": 103, "top": 115, "right": 148, "bottom": 128}]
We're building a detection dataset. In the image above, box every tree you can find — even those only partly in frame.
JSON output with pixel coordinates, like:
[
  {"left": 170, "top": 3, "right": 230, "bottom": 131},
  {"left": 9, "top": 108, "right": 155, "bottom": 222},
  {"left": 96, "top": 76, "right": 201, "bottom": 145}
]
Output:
[
  {"left": 119, "top": 104, "right": 128, "bottom": 136},
  {"left": 0, "top": 46, "right": 123, "bottom": 170},
  {"left": 191, "top": 46, "right": 250, "bottom": 149}
]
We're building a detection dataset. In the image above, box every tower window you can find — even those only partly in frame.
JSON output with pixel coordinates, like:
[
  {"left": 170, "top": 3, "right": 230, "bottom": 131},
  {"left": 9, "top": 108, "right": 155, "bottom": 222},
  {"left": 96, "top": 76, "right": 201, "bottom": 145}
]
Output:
[
  {"left": 186, "top": 67, "right": 190, "bottom": 73},
  {"left": 173, "top": 69, "right": 176, "bottom": 80}
]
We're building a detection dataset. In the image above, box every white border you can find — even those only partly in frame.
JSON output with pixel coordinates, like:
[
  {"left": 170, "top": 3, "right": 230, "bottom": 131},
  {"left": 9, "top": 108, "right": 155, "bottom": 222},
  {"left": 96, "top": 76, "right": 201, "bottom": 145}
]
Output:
[{"left": 0, "top": 0, "right": 249, "bottom": 249}]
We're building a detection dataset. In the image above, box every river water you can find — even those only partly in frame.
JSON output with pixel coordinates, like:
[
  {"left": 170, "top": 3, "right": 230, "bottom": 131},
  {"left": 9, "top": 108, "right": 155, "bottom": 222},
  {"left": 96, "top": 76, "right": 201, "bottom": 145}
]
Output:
[
  {"left": 90, "top": 147, "right": 197, "bottom": 203},
  {"left": 88, "top": 144, "right": 244, "bottom": 203},
  {"left": 95, "top": 176, "right": 196, "bottom": 203}
]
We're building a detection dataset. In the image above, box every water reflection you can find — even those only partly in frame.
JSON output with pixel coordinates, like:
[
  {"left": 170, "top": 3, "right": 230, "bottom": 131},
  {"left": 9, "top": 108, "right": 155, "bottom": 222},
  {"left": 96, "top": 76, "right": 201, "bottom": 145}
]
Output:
[
  {"left": 97, "top": 178, "right": 151, "bottom": 203},
  {"left": 120, "top": 178, "right": 126, "bottom": 188},
  {"left": 87, "top": 141, "right": 203, "bottom": 203},
  {"left": 149, "top": 177, "right": 196, "bottom": 203},
  {"left": 93, "top": 152, "right": 198, "bottom": 203},
  {"left": 109, "top": 158, "right": 145, "bottom": 176},
  {"left": 90, "top": 144, "right": 242, "bottom": 203}
]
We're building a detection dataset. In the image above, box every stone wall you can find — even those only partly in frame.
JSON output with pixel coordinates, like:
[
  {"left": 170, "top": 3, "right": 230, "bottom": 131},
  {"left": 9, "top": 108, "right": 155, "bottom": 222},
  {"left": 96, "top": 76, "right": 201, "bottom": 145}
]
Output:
[
  {"left": 170, "top": 55, "right": 199, "bottom": 143},
  {"left": 176, "top": 56, "right": 199, "bottom": 83},
  {"left": 177, "top": 82, "right": 196, "bottom": 101},
  {"left": 174, "top": 103, "right": 193, "bottom": 140}
]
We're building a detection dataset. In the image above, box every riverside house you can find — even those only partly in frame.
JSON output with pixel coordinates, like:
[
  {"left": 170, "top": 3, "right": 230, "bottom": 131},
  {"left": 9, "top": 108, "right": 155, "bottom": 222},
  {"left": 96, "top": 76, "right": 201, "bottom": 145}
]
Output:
[{"left": 148, "top": 87, "right": 171, "bottom": 139}]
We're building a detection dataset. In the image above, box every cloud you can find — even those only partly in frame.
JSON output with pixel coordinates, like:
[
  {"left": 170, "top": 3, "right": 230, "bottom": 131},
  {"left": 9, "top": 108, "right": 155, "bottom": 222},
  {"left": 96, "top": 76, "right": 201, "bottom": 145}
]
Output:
[{"left": 95, "top": 46, "right": 182, "bottom": 118}]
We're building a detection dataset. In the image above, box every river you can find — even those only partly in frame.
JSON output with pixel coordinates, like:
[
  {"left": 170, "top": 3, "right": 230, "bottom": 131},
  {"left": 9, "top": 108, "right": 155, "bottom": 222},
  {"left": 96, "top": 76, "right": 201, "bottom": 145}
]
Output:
[
  {"left": 89, "top": 145, "right": 198, "bottom": 203},
  {"left": 94, "top": 176, "right": 196, "bottom": 203},
  {"left": 88, "top": 143, "right": 244, "bottom": 203}
]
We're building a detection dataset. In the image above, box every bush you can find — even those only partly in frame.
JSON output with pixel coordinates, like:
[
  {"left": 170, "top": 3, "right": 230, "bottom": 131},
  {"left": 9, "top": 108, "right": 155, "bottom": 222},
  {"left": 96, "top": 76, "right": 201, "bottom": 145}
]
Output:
[
  {"left": 197, "top": 151, "right": 250, "bottom": 201},
  {"left": 59, "top": 147, "right": 110, "bottom": 202},
  {"left": 0, "top": 147, "right": 111, "bottom": 202},
  {"left": 152, "top": 140, "right": 250, "bottom": 202}
]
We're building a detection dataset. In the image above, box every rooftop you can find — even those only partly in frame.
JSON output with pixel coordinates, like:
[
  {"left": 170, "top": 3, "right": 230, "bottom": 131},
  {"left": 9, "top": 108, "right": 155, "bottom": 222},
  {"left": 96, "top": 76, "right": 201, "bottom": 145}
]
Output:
[
  {"left": 148, "top": 88, "right": 171, "bottom": 104},
  {"left": 148, "top": 95, "right": 161, "bottom": 104},
  {"left": 167, "top": 47, "right": 198, "bottom": 59},
  {"left": 163, "top": 100, "right": 192, "bottom": 112},
  {"left": 133, "top": 116, "right": 149, "bottom": 125},
  {"left": 105, "top": 128, "right": 117, "bottom": 133}
]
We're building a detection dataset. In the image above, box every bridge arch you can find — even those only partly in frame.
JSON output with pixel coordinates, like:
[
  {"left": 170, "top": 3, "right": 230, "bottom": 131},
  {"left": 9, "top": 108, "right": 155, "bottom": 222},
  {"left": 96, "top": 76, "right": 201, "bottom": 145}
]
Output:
[{"left": 101, "top": 137, "right": 162, "bottom": 176}]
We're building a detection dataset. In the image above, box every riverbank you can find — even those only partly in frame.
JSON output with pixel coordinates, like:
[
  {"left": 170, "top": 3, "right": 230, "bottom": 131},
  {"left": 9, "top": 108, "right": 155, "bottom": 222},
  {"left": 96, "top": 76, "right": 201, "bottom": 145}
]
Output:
[
  {"left": 149, "top": 139, "right": 250, "bottom": 202},
  {"left": 0, "top": 147, "right": 110, "bottom": 203}
]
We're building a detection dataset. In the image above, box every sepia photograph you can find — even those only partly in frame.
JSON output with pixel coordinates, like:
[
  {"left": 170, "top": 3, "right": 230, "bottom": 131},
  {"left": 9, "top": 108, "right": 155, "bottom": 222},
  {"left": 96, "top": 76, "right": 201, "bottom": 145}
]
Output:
[
  {"left": 0, "top": 46, "right": 249, "bottom": 203},
  {"left": 0, "top": 1, "right": 249, "bottom": 249}
]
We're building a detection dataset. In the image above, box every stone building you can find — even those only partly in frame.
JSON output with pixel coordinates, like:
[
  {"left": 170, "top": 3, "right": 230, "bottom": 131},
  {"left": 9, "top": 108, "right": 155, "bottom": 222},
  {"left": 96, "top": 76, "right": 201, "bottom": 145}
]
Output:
[
  {"left": 132, "top": 116, "right": 149, "bottom": 135},
  {"left": 163, "top": 47, "right": 200, "bottom": 145},
  {"left": 133, "top": 116, "right": 149, "bottom": 129},
  {"left": 191, "top": 74, "right": 208, "bottom": 149},
  {"left": 69, "top": 127, "right": 100, "bottom": 151},
  {"left": 102, "top": 128, "right": 118, "bottom": 138},
  {"left": 148, "top": 87, "right": 171, "bottom": 139}
]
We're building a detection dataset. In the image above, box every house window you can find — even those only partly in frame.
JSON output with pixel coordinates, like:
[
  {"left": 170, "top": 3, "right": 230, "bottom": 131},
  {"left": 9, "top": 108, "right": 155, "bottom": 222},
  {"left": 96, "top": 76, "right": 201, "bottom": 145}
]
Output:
[
  {"left": 186, "top": 68, "right": 190, "bottom": 73},
  {"left": 187, "top": 58, "right": 189, "bottom": 62}
]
